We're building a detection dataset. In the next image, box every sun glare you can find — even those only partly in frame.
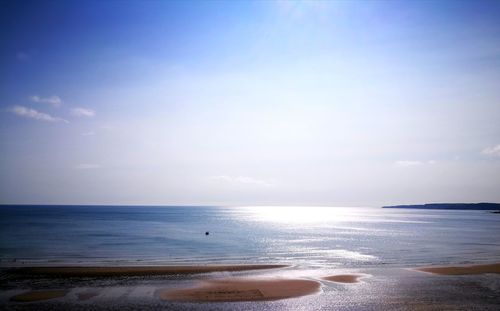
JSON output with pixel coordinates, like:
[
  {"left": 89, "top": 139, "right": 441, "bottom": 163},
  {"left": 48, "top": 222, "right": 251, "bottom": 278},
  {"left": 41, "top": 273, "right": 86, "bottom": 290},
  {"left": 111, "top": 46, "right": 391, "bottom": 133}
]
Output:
[{"left": 243, "top": 206, "right": 356, "bottom": 224}]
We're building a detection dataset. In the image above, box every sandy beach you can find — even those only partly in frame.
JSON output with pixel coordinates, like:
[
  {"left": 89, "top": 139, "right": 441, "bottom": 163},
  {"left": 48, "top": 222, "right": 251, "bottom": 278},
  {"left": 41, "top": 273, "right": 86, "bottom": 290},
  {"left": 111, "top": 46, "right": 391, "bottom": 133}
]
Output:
[
  {"left": 160, "top": 278, "right": 321, "bottom": 302},
  {"left": 10, "top": 290, "right": 68, "bottom": 302},
  {"left": 323, "top": 274, "right": 364, "bottom": 283},
  {"left": 3, "top": 262, "right": 500, "bottom": 309},
  {"left": 416, "top": 263, "right": 500, "bottom": 275}
]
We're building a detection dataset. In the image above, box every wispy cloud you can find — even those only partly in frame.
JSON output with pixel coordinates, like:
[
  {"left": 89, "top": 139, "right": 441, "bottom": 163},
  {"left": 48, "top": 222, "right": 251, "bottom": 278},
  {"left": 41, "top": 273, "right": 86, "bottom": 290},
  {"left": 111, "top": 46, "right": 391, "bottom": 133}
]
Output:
[
  {"left": 481, "top": 144, "right": 500, "bottom": 157},
  {"left": 395, "top": 160, "right": 436, "bottom": 167},
  {"left": 81, "top": 131, "right": 96, "bottom": 136},
  {"left": 75, "top": 163, "right": 101, "bottom": 170},
  {"left": 71, "top": 107, "right": 95, "bottom": 117},
  {"left": 30, "top": 95, "right": 62, "bottom": 107},
  {"left": 8, "top": 105, "right": 69, "bottom": 123},
  {"left": 210, "top": 175, "right": 273, "bottom": 187}
]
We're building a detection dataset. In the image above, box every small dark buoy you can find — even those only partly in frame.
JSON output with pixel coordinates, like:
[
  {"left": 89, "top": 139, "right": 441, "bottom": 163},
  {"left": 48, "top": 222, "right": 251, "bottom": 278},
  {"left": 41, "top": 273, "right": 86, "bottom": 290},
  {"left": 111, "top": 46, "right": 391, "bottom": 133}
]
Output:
[{"left": 205, "top": 231, "right": 209, "bottom": 236}]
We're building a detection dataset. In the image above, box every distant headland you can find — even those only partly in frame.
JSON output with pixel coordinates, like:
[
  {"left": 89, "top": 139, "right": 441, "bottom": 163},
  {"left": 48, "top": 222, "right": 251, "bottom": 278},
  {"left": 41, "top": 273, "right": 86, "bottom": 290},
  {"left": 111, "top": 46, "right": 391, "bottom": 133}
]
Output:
[{"left": 382, "top": 203, "right": 500, "bottom": 210}]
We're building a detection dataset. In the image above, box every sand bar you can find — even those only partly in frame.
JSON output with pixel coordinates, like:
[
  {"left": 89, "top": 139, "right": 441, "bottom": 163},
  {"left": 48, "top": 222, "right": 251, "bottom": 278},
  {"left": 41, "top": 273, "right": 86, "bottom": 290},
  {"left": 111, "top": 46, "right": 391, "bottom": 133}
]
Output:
[
  {"left": 416, "top": 263, "right": 500, "bottom": 275},
  {"left": 323, "top": 274, "right": 363, "bottom": 283},
  {"left": 160, "top": 278, "right": 321, "bottom": 302},
  {"left": 10, "top": 264, "right": 288, "bottom": 277},
  {"left": 10, "top": 290, "right": 68, "bottom": 302}
]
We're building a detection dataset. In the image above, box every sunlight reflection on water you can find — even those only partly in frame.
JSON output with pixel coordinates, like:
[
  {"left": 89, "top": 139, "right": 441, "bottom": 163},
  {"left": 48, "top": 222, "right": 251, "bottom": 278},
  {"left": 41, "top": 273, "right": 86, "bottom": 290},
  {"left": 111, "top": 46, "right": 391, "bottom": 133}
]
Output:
[
  {"left": 238, "top": 206, "right": 431, "bottom": 224},
  {"left": 240, "top": 206, "right": 365, "bottom": 223}
]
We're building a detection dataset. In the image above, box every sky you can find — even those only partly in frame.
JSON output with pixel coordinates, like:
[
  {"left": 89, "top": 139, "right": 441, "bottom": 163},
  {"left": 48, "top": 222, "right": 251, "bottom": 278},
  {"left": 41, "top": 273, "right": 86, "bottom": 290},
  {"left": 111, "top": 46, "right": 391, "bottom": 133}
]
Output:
[{"left": 1, "top": 0, "right": 499, "bottom": 206}]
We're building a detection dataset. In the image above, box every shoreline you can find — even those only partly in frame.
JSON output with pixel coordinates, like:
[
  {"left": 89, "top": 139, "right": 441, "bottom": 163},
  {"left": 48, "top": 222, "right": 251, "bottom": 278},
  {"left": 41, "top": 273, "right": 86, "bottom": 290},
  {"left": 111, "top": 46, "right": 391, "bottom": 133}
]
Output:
[
  {"left": 8, "top": 264, "right": 289, "bottom": 277},
  {"left": 3, "top": 262, "right": 500, "bottom": 304},
  {"left": 8, "top": 261, "right": 500, "bottom": 278}
]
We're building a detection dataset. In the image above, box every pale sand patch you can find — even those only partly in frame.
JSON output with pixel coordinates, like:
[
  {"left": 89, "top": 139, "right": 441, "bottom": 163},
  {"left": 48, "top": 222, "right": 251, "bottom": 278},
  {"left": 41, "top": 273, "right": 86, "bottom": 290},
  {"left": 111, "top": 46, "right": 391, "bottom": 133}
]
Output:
[
  {"left": 322, "top": 274, "right": 363, "bottom": 283},
  {"left": 10, "top": 290, "right": 68, "bottom": 302},
  {"left": 416, "top": 263, "right": 500, "bottom": 275},
  {"left": 13, "top": 264, "right": 288, "bottom": 277},
  {"left": 160, "top": 278, "right": 321, "bottom": 302}
]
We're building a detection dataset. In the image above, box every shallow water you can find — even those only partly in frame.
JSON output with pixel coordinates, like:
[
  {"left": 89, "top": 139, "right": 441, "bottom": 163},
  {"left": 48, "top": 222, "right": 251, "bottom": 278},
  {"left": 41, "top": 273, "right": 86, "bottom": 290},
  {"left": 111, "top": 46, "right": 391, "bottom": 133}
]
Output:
[{"left": 1, "top": 205, "right": 499, "bottom": 267}]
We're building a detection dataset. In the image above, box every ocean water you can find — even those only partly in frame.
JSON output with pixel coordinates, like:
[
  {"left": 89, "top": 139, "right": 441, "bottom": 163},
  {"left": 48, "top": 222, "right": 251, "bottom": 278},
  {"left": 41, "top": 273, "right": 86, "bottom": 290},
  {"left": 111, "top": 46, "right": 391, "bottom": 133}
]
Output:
[
  {"left": 1, "top": 205, "right": 499, "bottom": 268},
  {"left": 1, "top": 205, "right": 500, "bottom": 310}
]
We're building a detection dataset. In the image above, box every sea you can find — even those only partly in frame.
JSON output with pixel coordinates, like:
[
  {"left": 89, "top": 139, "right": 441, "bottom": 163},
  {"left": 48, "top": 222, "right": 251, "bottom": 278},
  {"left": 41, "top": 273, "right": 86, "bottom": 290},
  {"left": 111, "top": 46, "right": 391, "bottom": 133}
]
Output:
[
  {"left": 1, "top": 205, "right": 499, "bottom": 267},
  {"left": 1, "top": 205, "right": 499, "bottom": 310}
]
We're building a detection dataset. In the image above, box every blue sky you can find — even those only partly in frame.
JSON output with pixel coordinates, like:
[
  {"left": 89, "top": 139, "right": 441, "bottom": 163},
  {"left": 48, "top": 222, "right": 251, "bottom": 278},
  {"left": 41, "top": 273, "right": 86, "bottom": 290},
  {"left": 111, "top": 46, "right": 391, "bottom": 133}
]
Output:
[{"left": 1, "top": 0, "right": 500, "bottom": 206}]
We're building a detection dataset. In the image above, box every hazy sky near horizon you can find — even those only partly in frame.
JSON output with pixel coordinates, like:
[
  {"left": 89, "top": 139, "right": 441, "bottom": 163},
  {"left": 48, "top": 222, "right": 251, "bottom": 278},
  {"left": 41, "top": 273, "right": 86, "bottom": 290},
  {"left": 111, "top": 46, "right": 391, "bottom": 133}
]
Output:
[{"left": 1, "top": 0, "right": 500, "bottom": 206}]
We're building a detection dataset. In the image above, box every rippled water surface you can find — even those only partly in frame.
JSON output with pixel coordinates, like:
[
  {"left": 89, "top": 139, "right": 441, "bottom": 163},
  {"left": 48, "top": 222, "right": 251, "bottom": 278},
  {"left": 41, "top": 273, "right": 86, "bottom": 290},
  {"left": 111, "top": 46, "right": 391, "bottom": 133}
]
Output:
[{"left": 1, "top": 205, "right": 499, "bottom": 267}]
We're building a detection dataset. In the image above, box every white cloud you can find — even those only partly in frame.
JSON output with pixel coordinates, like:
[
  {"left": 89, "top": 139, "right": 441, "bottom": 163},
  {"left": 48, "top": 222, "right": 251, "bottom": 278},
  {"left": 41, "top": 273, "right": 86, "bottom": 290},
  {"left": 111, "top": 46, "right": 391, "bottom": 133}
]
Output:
[
  {"left": 481, "top": 144, "right": 500, "bottom": 157},
  {"left": 210, "top": 175, "right": 273, "bottom": 187},
  {"left": 8, "top": 105, "right": 69, "bottom": 123},
  {"left": 81, "top": 131, "right": 96, "bottom": 136},
  {"left": 30, "top": 95, "right": 62, "bottom": 107},
  {"left": 75, "top": 163, "right": 101, "bottom": 170},
  {"left": 71, "top": 107, "right": 95, "bottom": 117}
]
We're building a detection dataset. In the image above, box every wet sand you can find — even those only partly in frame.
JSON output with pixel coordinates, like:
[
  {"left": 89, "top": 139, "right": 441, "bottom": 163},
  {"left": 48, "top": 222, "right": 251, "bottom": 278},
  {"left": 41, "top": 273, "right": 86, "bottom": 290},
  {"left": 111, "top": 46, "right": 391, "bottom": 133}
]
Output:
[
  {"left": 416, "top": 262, "right": 500, "bottom": 275},
  {"left": 11, "top": 264, "right": 288, "bottom": 277},
  {"left": 160, "top": 278, "right": 321, "bottom": 302},
  {"left": 10, "top": 290, "right": 68, "bottom": 302},
  {"left": 77, "top": 291, "right": 100, "bottom": 301},
  {"left": 323, "top": 274, "right": 363, "bottom": 283}
]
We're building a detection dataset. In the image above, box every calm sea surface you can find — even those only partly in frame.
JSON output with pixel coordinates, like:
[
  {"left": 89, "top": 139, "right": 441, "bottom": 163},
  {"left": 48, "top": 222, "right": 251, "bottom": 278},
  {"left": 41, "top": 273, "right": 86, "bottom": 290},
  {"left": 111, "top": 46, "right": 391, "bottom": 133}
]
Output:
[{"left": 1, "top": 205, "right": 499, "bottom": 268}]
